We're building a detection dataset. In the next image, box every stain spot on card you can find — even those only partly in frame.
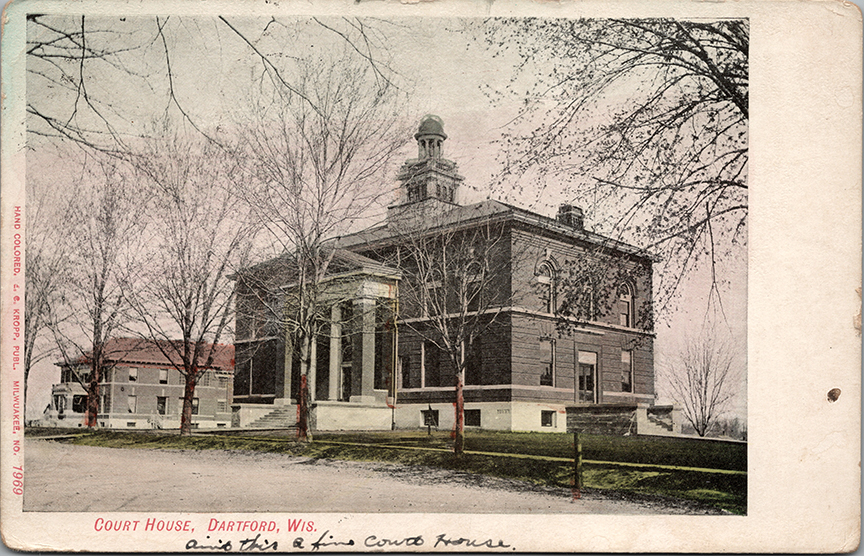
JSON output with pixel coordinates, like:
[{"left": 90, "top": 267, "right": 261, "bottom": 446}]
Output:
[
  {"left": 827, "top": 388, "right": 841, "bottom": 402},
  {"left": 855, "top": 287, "right": 861, "bottom": 335}
]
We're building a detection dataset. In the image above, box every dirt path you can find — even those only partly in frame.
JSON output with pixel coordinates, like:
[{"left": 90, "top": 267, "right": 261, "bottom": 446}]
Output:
[{"left": 23, "top": 439, "right": 723, "bottom": 514}]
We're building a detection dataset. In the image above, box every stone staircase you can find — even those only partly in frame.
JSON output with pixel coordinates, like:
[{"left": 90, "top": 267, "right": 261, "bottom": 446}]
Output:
[
  {"left": 637, "top": 411, "right": 675, "bottom": 436},
  {"left": 647, "top": 412, "right": 673, "bottom": 431},
  {"left": 247, "top": 407, "right": 297, "bottom": 429}
]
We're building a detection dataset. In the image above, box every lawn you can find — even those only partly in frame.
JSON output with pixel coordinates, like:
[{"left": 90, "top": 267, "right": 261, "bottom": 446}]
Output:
[
  {"left": 29, "top": 427, "right": 747, "bottom": 514},
  {"left": 313, "top": 429, "right": 747, "bottom": 472}
]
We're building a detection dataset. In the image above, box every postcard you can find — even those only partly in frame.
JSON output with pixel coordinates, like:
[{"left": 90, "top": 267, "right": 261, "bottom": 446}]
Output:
[{"left": 1, "top": 0, "right": 860, "bottom": 552}]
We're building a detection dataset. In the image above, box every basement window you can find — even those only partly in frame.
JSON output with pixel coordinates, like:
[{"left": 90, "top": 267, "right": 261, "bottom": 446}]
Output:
[
  {"left": 464, "top": 409, "right": 481, "bottom": 427},
  {"left": 541, "top": 410, "right": 555, "bottom": 428}
]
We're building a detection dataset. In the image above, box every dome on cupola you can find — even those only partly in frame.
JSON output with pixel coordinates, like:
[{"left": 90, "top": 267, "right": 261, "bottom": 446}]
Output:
[{"left": 415, "top": 115, "right": 447, "bottom": 140}]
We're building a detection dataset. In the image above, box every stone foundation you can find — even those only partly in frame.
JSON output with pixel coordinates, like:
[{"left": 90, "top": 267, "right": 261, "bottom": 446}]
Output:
[{"left": 565, "top": 405, "right": 638, "bottom": 436}]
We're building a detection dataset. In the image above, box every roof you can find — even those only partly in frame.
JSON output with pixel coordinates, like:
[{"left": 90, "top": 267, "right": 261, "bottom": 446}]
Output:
[
  {"left": 326, "top": 248, "right": 401, "bottom": 277},
  {"left": 60, "top": 338, "right": 235, "bottom": 371},
  {"left": 339, "top": 199, "right": 651, "bottom": 259},
  {"left": 237, "top": 248, "right": 401, "bottom": 286}
]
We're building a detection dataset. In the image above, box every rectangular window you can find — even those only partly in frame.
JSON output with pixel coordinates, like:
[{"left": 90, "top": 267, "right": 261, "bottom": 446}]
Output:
[
  {"left": 159, "top": 369, "right": 168, "bottom": 384},
  {"left": 464, "top": 409, "right": 481, "bottom": 427},
  {"left": 540, "top": 339, "right": 554, "bottom": 386},
  {"left": 619, "top": 308, "right": 630, "bottom": 327},
  {"left": 198, "top": 372, "right": 210, "bottom": 387},
  {"left": 316, "top": 332, "right": 331, "bottom": 400},
  {"left": 72, "top": 395, "right": 87, "bottom": 413},
  {"left": 541, "top": 410, "right": 555, "bottom": 427},
  {"left": 466, "top": 280, "right": 481, "bottom": 312},
  {"left": 179, "top": 397, "right": 200, "bottom": 415},
  {"left": 465, "top": 339, "right": 482, "bottom": 386},
  {"left": 341, "top": 302, "right": 354, "bottom": 401},
  {"left": 374, "top": 301, "right": 394, "bottom": 392},
  {"left": 127, "top": 395, "right": 137, "bottom": 414},
  {"left": 423, "top": 341, "right": 441, "bottom": 387},
  {"left": 621, "top": 350, "right": 633, "bottom": 393},
  {"left": 578, "top": 351, "right": 597, "bottom": 403},
  {"left": 156, "top": 396, "right": 167, "bottom": 415},
  {"left": 217, "top": 400, "right": 228, "bottom": 413},
  {"left": 424, "top": 283, "right": 442, "bottom": 317},
  {"left": 401, "top": 356, "right": 411, "bottom": 389},
  {"left": 128, "top": 368, "right": 138, "bottom": 382}
]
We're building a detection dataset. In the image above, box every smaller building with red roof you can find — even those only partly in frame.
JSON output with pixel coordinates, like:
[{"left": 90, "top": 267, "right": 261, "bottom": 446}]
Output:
[{"left": 41, "top": 338, "right": 234, "bottom": 430}]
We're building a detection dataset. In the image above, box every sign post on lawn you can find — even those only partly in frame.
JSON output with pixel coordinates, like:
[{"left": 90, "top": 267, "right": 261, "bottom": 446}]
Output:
[
  {"left": 565, "top": 407, "right": 583, "bottom": 500},
  {"left": 423, "top": 404, "right": 437, "bottom": 436}
]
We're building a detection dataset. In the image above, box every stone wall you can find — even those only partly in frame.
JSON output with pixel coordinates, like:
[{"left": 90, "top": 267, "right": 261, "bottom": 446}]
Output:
[{"left": 565, "top": 405, "right": 637, "bottom": 436}]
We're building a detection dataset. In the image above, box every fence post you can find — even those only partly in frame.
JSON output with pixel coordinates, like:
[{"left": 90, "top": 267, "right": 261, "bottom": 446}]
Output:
[{"left": 573, "top": 430, "right": 583, "bottom": 500}]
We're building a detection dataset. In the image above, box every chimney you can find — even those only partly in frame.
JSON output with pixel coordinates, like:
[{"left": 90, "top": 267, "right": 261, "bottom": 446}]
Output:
[{"left": 557, "top": 204, "right": 584, "bottom": 231}]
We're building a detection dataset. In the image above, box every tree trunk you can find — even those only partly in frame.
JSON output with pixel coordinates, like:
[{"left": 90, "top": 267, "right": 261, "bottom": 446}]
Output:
[
  {"left": 454, "top": 375, "right": 464, "bottom": 456},
  {"left": 85, "top": 374, "right": 99, "bottom": 427},
  {"left": 295, "top": 327, "right": 315, "bottom": 442},
  {"left": 179, "top": 372, "right": 197, "bottom": 436},
  {"left": 297, "top": 374, "right": 309, "bottom": 441}
]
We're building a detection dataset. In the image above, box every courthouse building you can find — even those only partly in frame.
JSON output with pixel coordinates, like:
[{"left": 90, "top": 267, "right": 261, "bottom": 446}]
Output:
[{"left": 232, "top": 116, "right": 659, "bottom": 433}]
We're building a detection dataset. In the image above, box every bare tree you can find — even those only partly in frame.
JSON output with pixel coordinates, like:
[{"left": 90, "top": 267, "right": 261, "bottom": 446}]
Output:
[
  {"left": 26, "top": 14, "right": 158, "bottom": 156},
  {"left": 129, "top": 125, "right": 255, "bottom": 436},
  {"left": 50, "top": 154, "right": 143, "bottom": 427},
  {"left": 26, "top": 15, "right": 406, "bottom": 156},
  {"left": 480, "top": 18, "right": 748, "bottom": 319},
  {"left": 23, "top": 176, "right": 74, "bottom": 417},
  {"left": 661, "top": 329, "right": 741, "bottom": 437},
  {"left": 236, "top": 32, "right": 409, "bottom": 440},
  {"left": 382, "top": 209, "right": 514, "bottom": 455}
]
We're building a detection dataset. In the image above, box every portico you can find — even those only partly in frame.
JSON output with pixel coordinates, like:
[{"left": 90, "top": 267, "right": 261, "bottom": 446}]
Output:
[{"left": 232, "top": 250, "right": 399, "bottom": 430}]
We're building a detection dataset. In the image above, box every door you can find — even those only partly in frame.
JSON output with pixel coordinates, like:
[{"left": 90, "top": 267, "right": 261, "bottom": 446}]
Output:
[{"left": 577, "top": 351, "right": 597, "bottom": 403}]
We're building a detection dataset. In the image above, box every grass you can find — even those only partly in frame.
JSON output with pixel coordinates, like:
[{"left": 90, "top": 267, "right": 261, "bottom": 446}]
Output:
[
  {"left": 29, "top": 427, "right": 746, "bottom": 514},
  {"left": 313, "top": 430, "right": 746, "bottom": 471}
]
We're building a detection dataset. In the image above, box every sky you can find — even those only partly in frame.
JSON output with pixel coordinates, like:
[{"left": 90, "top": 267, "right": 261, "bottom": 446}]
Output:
[{"left": 24, "top": 15, "right": 748, "bottom": 421}]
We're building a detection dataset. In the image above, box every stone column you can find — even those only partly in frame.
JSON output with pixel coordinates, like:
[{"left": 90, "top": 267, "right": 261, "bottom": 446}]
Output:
[
  {"left": 329, "top": 304, "right": 341, "bottom": 401},
  {"left": 350, "top": 297, "right": 377, "bottom": 404}
]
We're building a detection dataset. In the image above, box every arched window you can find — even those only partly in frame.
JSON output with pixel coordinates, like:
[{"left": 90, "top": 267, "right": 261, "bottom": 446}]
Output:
[
  {"left": 536, "top": 261, "right": 557, "bottom": 314},
  {"left": 618, "top": 283, "right": 634, "bottom": 327}
]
